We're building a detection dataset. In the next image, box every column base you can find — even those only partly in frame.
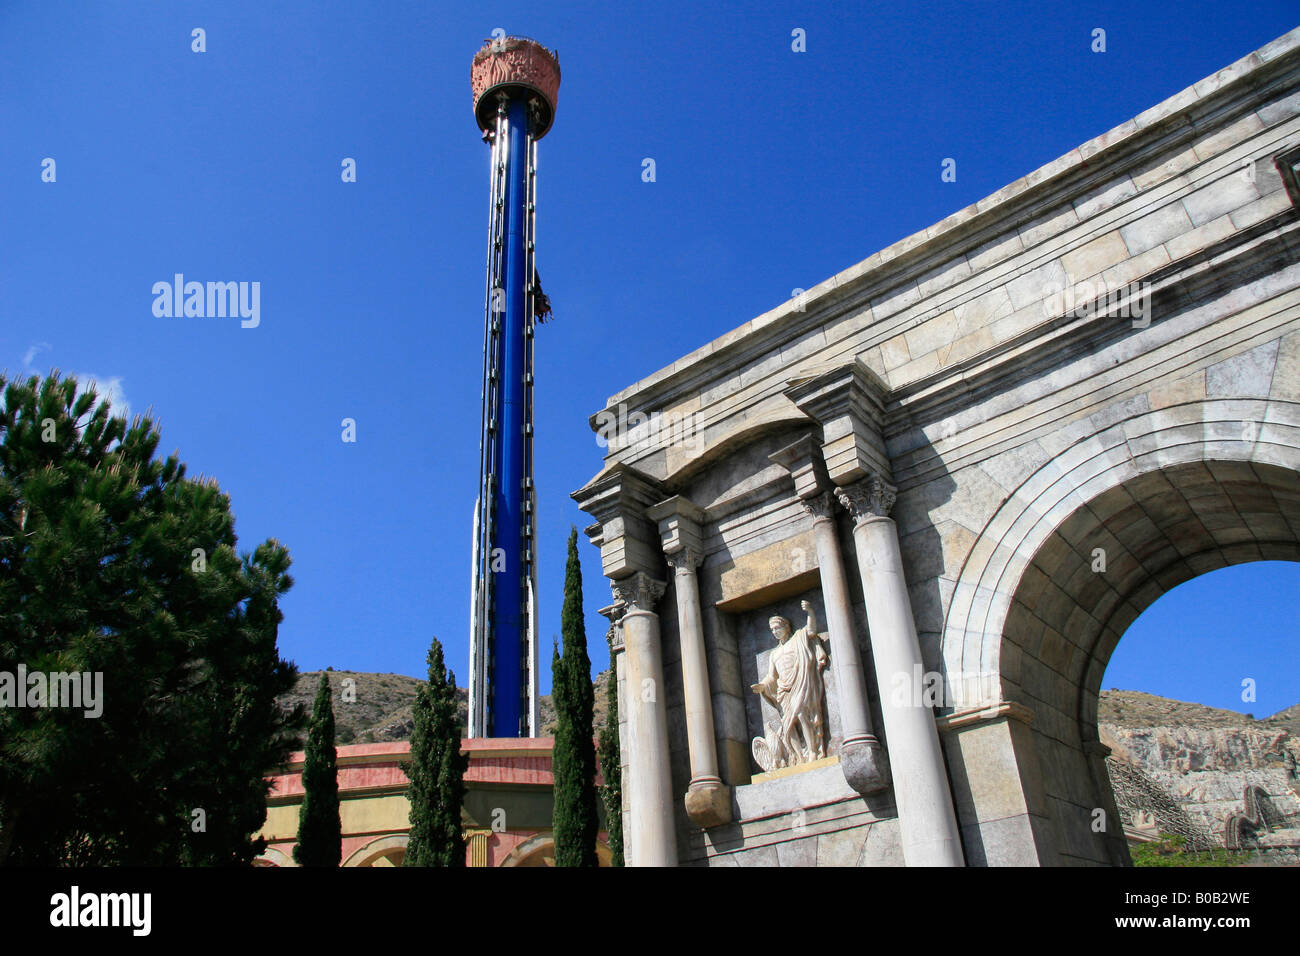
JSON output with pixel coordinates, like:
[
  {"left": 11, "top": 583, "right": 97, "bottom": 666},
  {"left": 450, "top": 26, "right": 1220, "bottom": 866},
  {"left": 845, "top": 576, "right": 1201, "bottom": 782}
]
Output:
[
  {"left": 684, "top": 777, "right": 733, "bottom": 828},
  {"left": 840, "top": 737, "right": 890, "bottom": 796}
]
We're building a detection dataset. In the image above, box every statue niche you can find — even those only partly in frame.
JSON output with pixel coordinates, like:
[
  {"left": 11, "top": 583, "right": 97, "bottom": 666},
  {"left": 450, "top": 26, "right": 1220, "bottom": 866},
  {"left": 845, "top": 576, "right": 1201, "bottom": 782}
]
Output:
[{"left": 750, "top": 600, "right": 829, "bottom": 772}]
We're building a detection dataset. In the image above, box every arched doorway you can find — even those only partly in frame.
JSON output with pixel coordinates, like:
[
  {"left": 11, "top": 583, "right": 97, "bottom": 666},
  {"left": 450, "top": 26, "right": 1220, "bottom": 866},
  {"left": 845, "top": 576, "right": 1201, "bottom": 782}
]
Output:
[
  {"left": 1002, "top": 460, "right": 1300, "bottom": 863},
  {"left": 343, "top": 835, "right": 408, "bottom": 867},
  {"left": 941, "top": 396, "right": 1300, "bottom": 865},
  {"left": 499, "top": 833, "right": 615, "bottom": 867}
]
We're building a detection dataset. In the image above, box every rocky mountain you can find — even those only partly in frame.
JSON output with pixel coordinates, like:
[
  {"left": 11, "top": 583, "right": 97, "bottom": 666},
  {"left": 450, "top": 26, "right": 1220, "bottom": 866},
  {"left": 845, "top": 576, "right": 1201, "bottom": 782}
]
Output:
[
  {"left": 1099, "top": 689, "right": 1300, "bottom": 855},
  {"left": 278, "top": 668, "right": 613, "bottom": 745}
]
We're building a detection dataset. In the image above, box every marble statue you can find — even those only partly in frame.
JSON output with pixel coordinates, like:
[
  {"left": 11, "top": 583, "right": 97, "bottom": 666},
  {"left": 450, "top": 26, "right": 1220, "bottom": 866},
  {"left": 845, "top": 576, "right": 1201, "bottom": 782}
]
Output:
[{"left": 751, "top": 601, "right": 829, "bottom": 772}]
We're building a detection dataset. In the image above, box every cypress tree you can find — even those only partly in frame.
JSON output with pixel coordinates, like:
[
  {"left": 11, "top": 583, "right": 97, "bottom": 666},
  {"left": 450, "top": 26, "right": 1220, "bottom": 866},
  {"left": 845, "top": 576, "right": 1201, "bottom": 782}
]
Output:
[
  {"left": 552, "top": 526, "right": 598, "bottom": 866},
  {"left": 596, "top": 631, "right": 624, "bottom": 866},
  {"left": 293, "top": 672, "right": 341, "bottom": 866},
  {"left": 403, "top": 636, "right": 467, "bottom": 866}
]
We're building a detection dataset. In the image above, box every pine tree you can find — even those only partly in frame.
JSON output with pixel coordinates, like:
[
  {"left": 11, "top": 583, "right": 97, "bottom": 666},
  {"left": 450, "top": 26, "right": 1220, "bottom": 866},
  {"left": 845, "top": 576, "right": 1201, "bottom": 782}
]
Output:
[
  {"left": 0, "top": 372, "right": 302, "bottom": 865},
  {"left": 552, "top": 526, "right": 598, "bottom": 866},
  {"left": 293, "top": 672, "right": 341, "bottom": 866},
  {"left": 403, "top": 636, "right": 467, "bottom": 866},
  {"left": 597, "top": 631, "right": 624, "bottom": 866}
]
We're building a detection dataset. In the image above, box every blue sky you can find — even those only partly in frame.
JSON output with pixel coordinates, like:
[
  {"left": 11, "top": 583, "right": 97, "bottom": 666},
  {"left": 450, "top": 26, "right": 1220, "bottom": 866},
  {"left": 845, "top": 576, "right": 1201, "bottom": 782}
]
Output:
[{"left": 2, "top": 2, "right": 1296, "bottom": 717}]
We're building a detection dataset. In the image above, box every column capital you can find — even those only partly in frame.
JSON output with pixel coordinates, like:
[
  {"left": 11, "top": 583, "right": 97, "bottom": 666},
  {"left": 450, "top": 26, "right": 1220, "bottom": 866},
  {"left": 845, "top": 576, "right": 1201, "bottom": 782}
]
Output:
[
  {"left": 835, "top": 473, "right": 898, "bottom": 521},
  {"left": 598, "top": 601, "right": 628, "bottom": 624},
  {"left": 664, "top": 547, "right": 704, "bottom": 573},
  {"left": 612, "top": 572, "right": 666, "bottom": 613},
  {"left": 598, "top": 601, "right": 627, "bottom": 652},
  {"left": 800, "top": 490, "right": 838, "bottom": 522}
]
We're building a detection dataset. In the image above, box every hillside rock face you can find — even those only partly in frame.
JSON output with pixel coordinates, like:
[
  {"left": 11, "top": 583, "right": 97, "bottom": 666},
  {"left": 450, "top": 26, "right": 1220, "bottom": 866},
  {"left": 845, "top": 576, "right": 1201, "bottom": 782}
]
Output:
[
  {"left": 1099, "top": 690, "right": 1300, "bottom": 856},
  {"left": 278, "top": 669, "right": 612, "bottom": 745}
]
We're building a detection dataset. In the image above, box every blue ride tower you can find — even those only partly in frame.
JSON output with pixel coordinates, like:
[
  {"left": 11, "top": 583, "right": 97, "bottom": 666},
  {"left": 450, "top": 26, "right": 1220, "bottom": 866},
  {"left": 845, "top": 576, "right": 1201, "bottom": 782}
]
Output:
[{"left": 468, "top": 37, "right": 560, "bottom": 738}]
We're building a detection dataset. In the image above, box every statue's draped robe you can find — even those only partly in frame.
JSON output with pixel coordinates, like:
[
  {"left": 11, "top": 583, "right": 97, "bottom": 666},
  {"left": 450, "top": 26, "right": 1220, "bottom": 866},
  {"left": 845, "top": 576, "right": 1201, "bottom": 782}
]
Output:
[{"left": 758, "top": 628, "right": 827, "bottom": 762}]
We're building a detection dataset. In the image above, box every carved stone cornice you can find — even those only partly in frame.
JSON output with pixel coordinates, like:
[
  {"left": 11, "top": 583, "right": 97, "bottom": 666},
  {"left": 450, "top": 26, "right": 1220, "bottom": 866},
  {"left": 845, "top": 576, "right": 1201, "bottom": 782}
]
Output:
[
  {"left": 934, "top": 699, "right": 1036, "bottom": 732},
  {"left": 648, "top": 494, "right": 710, "bottom": 583},
  {"left": 835, "top": 474, "right": 898, "bottom": 521},
  {"left": 611, "top": 572, "right": 666, "bottom": 613},
  {"left": 571, "top": 464, "right": 666, "bottom": 580},
  {"left": 768, "top": 433, "right": 830, "bottom": 501},
  {"left": 784, "top": 361, "right": 893, "bottom": 487}
]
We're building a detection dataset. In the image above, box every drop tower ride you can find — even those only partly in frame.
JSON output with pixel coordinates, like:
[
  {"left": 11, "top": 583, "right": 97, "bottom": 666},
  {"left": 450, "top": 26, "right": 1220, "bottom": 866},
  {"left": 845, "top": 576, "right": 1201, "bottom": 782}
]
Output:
[{"left": 468, "top": 37, "right": 560, "bottom": 738}]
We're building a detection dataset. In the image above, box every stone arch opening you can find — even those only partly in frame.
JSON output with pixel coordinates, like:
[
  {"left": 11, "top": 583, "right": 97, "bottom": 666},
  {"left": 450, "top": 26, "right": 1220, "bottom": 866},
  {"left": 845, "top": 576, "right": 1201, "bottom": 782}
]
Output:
[
  {"left": 997, "top": 458, "right": 1300, "bottom": 864},
  {"left": 342, "top": 834, "right": 408, "bottom": 867},
  {"left": 498, "top": 833, "right": 615, "bottom": 867}
]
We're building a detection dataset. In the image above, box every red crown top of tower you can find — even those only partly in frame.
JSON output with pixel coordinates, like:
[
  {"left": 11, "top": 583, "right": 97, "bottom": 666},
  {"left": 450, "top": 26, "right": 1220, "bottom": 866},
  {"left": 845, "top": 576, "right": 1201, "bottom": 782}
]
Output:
[{"left": 471, "top": 36, "right": 561, "bottom": 139}]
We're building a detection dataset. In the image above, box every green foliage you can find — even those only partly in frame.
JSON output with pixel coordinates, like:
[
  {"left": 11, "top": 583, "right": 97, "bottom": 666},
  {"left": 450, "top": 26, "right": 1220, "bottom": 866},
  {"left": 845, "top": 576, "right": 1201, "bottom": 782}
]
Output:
[
  {"left": 0, "top": 372, "right": 303, "bottom": 865},
  {"left": 293, "top": 672, "right": 340, "bottom": 866},
  {"left": 552, "top": 527, "right": 599, "bottom": 866},
  {"left": 402, "top": 636, "right": 466, "bottom": 866},
  {"left": 1130, "top": 833, "right": 1255, "bottom": 867},
  {"left": 597, "top": 638, "right": 623, "bottom": 867}
]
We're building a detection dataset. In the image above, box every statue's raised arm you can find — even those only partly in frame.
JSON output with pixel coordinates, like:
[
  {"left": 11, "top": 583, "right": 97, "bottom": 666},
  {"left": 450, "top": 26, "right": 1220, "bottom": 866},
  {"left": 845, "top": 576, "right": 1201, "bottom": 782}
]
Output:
[{"left": 800, "top": 600, "right": 817, "bottom": 640}]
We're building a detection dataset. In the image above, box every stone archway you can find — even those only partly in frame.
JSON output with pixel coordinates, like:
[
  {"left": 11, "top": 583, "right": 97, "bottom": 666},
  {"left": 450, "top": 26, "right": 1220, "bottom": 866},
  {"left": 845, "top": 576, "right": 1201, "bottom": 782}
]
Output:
[
  {"left": 342, "top": 834, "right": 408, "bottom": 867},
  {"left": 254, "top": 846, "right": 293, "bottom": 867},
  {"left": 499, "top": 833, "right": 615, "bottom": 867},
  {"left": 941, "top": 398, "right": 1300, "bottom": 865}
]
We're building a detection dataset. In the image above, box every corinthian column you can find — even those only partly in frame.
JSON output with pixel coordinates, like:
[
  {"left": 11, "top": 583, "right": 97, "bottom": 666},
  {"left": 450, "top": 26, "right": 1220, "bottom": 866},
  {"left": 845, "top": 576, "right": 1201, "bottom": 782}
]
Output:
[
  {"left": 647, "top": 494, "right": 730, "bottom": 829},
  {"left": 770, "top": 434, "right": 889, "bottom": 796},
  {"left": 800, "top": 491, "right": 889, "bottom": 795},
  {"left": 612, "top": 571, "right": 677, "bottom": 866},
  {"left": 664, "top": 547, "right": 731, "bottom": 827},
  {"left": 837, "top": 475, "right": 964, "bottom": 867}
]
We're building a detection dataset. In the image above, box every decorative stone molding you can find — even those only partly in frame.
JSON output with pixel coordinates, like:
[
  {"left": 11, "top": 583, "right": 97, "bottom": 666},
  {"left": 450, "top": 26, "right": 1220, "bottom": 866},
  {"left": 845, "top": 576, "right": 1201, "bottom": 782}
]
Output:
[
  {"left": 934, "top": 699, "right": 1036, "bottom": 732},
  {"left": 572, "top": 464, "right": 667, "bottom": 581},
  {"left": 784, "top": 362, "right": 892, "bottom": 486},
  {"left": 840, "top": 738, "right": 890, "bottom": 795},
  {"left": 768, "top": 433, "right": 831, "bottom": 500},
  {"left": 1276, "top": 143, "right": 1300, "bottom": 207},
  {"left": 646, "top": 494, "right": 708, "bottom": 559},
  {"left": 835, "top": 474, "right": 898, "bottom": 521},
  {"left": 599, "top": 602, "right": 627, "bottom": 652},
  {"left": 612, "top": 572, "right": 666, "bottom": 613},
  {"left": 684, "top": 778, "right": 732, "bottom": 829}
]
